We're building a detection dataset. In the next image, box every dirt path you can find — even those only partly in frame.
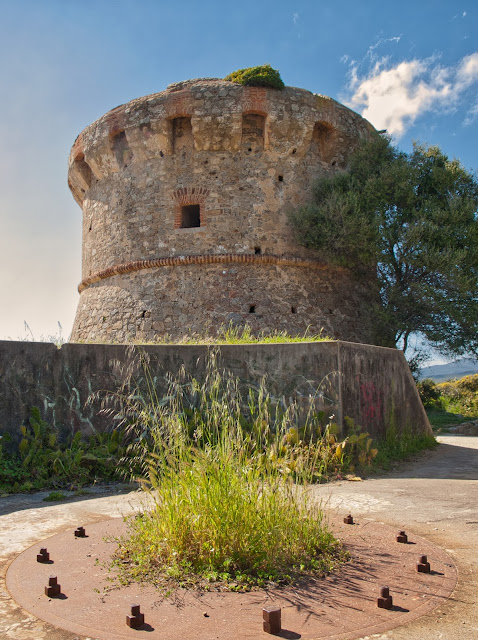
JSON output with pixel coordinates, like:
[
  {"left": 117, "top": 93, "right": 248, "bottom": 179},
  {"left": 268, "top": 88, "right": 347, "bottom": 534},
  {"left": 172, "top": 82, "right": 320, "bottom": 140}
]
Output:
[{"left": 0, "top": 435, "right": 476, "bottom": 639}]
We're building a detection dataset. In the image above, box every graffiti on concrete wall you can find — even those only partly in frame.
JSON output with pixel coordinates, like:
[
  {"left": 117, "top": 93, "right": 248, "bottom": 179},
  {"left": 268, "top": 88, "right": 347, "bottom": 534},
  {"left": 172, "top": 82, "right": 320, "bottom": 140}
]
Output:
[{"left": 358, "top": 378, "right": 384, "bottom": 422}]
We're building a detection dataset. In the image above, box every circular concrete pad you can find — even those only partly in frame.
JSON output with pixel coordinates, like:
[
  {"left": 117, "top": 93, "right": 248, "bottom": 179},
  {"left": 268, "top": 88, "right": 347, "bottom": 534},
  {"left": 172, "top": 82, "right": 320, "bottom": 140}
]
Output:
[{"left": 6, "top": 517, "right": 457, "bottom": 640}]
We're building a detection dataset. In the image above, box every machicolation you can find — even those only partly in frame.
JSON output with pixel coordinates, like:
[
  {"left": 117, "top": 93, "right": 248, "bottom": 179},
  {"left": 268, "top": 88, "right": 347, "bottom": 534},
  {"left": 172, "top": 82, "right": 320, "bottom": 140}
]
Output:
[{"left": 69, "top": 77, "right": 379, "bottom": 343}]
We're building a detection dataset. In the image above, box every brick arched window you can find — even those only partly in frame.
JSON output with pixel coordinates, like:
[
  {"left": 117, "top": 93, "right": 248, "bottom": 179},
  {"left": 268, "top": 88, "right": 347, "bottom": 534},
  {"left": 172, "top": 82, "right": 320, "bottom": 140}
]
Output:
[{"left": 172, "top": 186, "right": 210, "bottom": 229}]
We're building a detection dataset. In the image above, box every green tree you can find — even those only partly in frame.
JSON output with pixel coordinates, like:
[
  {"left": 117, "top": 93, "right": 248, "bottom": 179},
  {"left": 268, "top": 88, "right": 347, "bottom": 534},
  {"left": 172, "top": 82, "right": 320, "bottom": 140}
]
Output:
[{"left": 288, "top": 136, "right": 478, "bottom": 357}]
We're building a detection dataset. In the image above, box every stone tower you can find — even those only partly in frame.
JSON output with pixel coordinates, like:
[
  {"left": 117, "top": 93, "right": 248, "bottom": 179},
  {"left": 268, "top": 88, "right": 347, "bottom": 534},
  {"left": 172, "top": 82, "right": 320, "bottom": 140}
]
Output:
[{"left": 69, "top": 78, "right": 378, "bottom": 343}]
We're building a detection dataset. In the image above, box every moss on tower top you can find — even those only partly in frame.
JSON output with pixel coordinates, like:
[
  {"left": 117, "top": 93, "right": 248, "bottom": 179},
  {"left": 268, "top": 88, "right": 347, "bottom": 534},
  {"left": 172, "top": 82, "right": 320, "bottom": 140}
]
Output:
[{"left": 225, "top": 64, "right": 284, "bottom": 90}]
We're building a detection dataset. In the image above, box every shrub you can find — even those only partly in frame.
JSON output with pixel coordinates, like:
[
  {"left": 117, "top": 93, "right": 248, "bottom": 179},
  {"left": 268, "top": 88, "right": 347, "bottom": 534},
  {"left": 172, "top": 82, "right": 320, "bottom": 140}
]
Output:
[
  {"left": 455, "top": 374, "right": 478, "bottom": 393},
  {"left": 437, "top": 374, "right": 478, "bottom": 418},
  {"left": 225, "top": 64, "right": 284, "bottom": 90},
  {"left": 417, "top": 378, "right": 442, "bottom": 408}
]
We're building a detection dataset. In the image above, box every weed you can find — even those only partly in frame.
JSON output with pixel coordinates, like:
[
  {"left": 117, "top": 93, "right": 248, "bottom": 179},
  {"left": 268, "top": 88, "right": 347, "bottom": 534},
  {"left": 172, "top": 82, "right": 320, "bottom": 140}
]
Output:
[
  {"left": 341, "top": 416, "right": 378, "bottom": 470},
  {"left": 43, "top": 491, "right": 68, "bottom": 502},
  {"left": 373, "top": 425, "right": 437, "bottom": 469},
  {"left": 0, "top": 408, "right": 127, "bottom": 493}
]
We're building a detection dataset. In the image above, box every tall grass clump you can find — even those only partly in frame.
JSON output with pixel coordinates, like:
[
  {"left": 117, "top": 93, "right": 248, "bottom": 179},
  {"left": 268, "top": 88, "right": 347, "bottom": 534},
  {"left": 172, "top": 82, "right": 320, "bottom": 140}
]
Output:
[
  {"left": 214, "top": 323, "right": 331, "bottom": 344},
  {"left": 136, "top": 323, "right": 332, "bottom": 345},
  {"left": 372, "top": 424, "right": 437, "bottom": 468},
  {"left": 107, "top": 350, "right": 342, "bottom": 591}
]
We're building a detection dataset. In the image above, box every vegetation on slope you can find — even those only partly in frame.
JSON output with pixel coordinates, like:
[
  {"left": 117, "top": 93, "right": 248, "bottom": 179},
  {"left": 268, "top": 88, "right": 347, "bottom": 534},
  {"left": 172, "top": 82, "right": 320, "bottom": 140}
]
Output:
[{"left": 418, "top": 374, "right": 478, "bottom": 428}]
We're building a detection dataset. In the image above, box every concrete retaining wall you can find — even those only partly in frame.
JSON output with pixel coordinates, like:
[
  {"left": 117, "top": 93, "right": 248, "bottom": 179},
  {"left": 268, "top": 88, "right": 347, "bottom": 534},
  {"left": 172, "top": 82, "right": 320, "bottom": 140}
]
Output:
[{"left": 0, "top": 340, "right": 431, "bottom": 446}]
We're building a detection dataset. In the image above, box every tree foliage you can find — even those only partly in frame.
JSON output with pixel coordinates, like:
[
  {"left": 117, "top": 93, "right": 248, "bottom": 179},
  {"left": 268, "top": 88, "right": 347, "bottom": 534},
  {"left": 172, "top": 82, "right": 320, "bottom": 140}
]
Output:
[{"left": 289, "top": 136, "right": 478, "bottom": 358}]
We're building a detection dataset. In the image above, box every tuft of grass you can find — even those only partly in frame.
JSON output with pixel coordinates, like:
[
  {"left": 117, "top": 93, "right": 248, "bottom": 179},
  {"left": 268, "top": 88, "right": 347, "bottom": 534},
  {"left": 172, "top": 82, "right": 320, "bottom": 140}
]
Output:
[
  {"left": 115, "top": 446, "right": 340, "bottom": 590},
  {"left": 109, "top": 350, "right": 343, "bottom": 591},
  {"left": 372, "top": 425, "right": 437, "bottom": 469},
  {"left": 136, "top": 323, "right": 332, "bottom": 346},
  {"left": 214, "top": 324, "right": 330, "bottom": 344},
  {"left": 43, "top": 491, "right": 68, "bottom": 502}
]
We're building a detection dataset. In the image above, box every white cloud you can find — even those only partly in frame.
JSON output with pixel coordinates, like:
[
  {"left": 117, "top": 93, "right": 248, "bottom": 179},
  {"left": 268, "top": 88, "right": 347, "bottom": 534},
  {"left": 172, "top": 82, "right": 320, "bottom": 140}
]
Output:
[
  {"left": 464, "top": 100, "right": 478, "bottom": 126},
  {"left": 366, "top": 36, "right": 401, "bottom": 60},
  {"left": 343, "top": 52, "right": 478, "bottom": 137},
  {"left": 456, "top": 52, "right": 478, "bottom": 88},
  {"left": 292, "top": 12, "right": 299, "bottom": 24}
]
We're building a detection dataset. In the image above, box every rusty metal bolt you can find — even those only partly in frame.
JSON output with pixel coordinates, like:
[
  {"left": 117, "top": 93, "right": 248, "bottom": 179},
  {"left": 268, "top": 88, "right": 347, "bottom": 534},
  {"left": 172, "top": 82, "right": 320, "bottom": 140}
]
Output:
[
  {"left": 263, "top": 606, "right": 281, "bottom": 635},
  {"left": 343, "top": 514, "right": 354, "bottom": 525},
  {"left": 417, "top": 554, "right": 431, "bottom": 573},
  {"left": 37, "top": 548, "right": 50, "bottom": 563},
  {"left": 74, "top": 526, "right": 86, "bottom": 538},
  {"left": 45, "top": 575, "right": 61, "bottom": 598},
  {"left": 126, "top": 603, "right": 145, "bottom": 629},
  {"left": 396, "top": 530, "right": 408, "bottom": 543},
  {"left": 377, "top": 585, "right": 393, "bottom": 609}
]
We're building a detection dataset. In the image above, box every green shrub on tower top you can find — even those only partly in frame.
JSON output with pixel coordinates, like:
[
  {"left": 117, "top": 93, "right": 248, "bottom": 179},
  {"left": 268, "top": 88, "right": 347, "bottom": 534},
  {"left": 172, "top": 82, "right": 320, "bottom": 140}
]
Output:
[{"left": 225, "top": 64, "right": 284, "bottom": 89}]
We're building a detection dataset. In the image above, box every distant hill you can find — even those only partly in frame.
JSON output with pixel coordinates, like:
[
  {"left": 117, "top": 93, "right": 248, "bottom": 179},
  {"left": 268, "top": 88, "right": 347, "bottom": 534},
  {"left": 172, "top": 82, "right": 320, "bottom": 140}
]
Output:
[{"left": 420, "top": 358, "right": 478, "bottom": 382}]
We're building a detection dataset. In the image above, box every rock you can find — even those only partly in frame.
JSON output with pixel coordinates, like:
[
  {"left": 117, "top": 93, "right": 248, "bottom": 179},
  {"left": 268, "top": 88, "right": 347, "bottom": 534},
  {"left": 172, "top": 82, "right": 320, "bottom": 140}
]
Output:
[{"left": 450, "top": 422, "right": 478, "bottom": 435}]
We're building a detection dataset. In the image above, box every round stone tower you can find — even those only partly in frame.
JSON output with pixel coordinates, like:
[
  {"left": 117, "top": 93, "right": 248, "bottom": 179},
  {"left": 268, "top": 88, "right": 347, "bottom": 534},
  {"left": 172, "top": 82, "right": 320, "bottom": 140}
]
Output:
[{"left": 69, "top": 78, "right": 379, "bottom": 343}]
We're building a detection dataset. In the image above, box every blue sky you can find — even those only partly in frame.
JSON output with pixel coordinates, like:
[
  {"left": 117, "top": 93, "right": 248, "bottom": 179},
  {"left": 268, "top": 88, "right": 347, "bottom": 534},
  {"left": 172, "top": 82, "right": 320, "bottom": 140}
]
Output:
[{"left": 0, "top": 0, "right": 476, "bottom": 360}]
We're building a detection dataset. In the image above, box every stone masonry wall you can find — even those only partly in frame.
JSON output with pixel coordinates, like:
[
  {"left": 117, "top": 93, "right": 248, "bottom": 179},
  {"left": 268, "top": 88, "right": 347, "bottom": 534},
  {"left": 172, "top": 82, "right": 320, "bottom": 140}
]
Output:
[
  {"left": 74, "top": 262, "right": 379, "bottom": 344},
  {"left": 68, "top": 78, "right": 378, "bottom": 343}
]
